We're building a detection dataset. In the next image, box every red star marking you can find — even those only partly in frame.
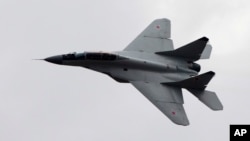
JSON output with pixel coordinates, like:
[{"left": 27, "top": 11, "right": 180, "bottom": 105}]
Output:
[
  {"left": 156, "top": 25, "right": 160, "bottom": 29},
  {"left": 172, "top": 112, "right": 176, "bottom": 115}
]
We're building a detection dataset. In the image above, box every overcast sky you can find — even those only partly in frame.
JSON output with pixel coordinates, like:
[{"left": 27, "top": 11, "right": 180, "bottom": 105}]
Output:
[{"left": 1, "top": 0, "right": 250, "bottom": 140}]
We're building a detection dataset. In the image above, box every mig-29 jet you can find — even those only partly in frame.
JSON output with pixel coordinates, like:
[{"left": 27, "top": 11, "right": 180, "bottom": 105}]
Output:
[{"left": 44, "top": 18, "right": 223, "bottom": 126}]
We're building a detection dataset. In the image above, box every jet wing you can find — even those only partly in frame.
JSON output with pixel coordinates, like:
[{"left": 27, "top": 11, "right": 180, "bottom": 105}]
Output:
[
  {"left": 131, "top": 81, "right": 189, "bottom": 126},
  {"left": 124, "top": 19, "right": 174, "bottom": 53}
]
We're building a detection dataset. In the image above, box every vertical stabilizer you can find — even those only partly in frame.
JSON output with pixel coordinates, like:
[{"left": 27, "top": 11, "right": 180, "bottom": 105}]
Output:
[
  {"left": 163, "top": 71, "right": 215, "bottom": 90},
  {"left": 156, "top": 37, "right": 212, "bottom": 61},
  {"left": 163, "top": 71, "right": 222, "bottom": 111}
]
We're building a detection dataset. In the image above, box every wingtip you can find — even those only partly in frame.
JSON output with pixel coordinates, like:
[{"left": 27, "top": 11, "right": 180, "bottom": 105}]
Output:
[{"left": 173, "top": 119, "right": 190, "bottom": 126}]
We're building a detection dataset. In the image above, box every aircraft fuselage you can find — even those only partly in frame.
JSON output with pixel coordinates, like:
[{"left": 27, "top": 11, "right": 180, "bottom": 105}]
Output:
[{"left": 45, "top": 51, "right": 198, "bottom": 83}]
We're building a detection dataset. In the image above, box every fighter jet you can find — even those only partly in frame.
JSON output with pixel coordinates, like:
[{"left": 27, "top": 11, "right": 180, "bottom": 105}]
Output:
[{"left": 44, "top": 18, "right": 223, "bottom": 126}]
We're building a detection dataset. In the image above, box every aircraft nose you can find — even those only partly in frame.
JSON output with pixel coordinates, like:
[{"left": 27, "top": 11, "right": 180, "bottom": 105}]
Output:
[{"left": 44, "top": 55, "right": 63, "bottom": 64}]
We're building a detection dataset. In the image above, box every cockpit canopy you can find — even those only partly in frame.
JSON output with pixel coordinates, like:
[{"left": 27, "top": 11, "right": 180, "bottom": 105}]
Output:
[
  {"left": 62, "top": 52, "right": 117, "bottom": 61},
  {"left": 62, "top": 52, "right": 76, "bottom": 60}
]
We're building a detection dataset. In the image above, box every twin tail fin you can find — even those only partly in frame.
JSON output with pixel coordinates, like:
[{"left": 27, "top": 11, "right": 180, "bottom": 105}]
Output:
[
  {"left": 163, "top": 71, "right": 223, "bottom": 110},
  {"left": 156, "top": 37, "right": 212, "bottom": 61}
]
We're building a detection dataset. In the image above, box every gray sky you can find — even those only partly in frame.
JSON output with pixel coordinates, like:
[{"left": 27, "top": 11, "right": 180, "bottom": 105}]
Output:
[{"left": 1, "top": 0, "right": 250, "bottom": 140}]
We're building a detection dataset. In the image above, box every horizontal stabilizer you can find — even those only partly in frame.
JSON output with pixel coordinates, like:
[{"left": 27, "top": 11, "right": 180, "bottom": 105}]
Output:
[
  {"left": 187, "top": 89, "right": 223, "bottom": 110},
  {"left": 200, "top": 43, "right": 212, "bottom": 59},
  {"left": 164, "top": 71, "right": 215, "bottom": 90},
  {"left": 156, "top": 37, "right": 212, "bottom": 61}
]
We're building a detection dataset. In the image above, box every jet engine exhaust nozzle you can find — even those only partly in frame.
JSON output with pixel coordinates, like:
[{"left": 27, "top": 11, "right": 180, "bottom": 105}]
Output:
[{"left": 188, "top": 62, "right": 201, "bottom": 72}]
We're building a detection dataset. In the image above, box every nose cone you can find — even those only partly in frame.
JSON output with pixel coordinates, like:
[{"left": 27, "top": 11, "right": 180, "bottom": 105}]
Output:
[{"left": 45, "top": 55, "right": 62, "bottom": 64}]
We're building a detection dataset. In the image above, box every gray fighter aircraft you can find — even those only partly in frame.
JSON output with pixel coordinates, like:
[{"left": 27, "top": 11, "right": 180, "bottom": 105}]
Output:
[{"left": 44, "top": 18, "right": 223, "bottom": 126}]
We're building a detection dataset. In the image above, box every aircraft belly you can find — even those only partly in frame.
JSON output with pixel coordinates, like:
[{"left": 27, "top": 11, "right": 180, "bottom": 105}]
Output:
[
  {"left": 108, "top": 69, "right": 189, "bottom": 83},
  {"left": 63, "top": 57, "right": 196, "bottom": 83},
  {"left": 73, "top": 60, "right": 194, "bottom": 83},
  {"left": 116, "top": 51, "right": 188, "bottom": 67}
]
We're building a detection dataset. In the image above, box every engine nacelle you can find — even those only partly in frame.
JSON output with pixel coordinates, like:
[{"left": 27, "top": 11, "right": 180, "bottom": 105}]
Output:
[{"left": 188, "top": 62, "right": 201, "bottom": 72}]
